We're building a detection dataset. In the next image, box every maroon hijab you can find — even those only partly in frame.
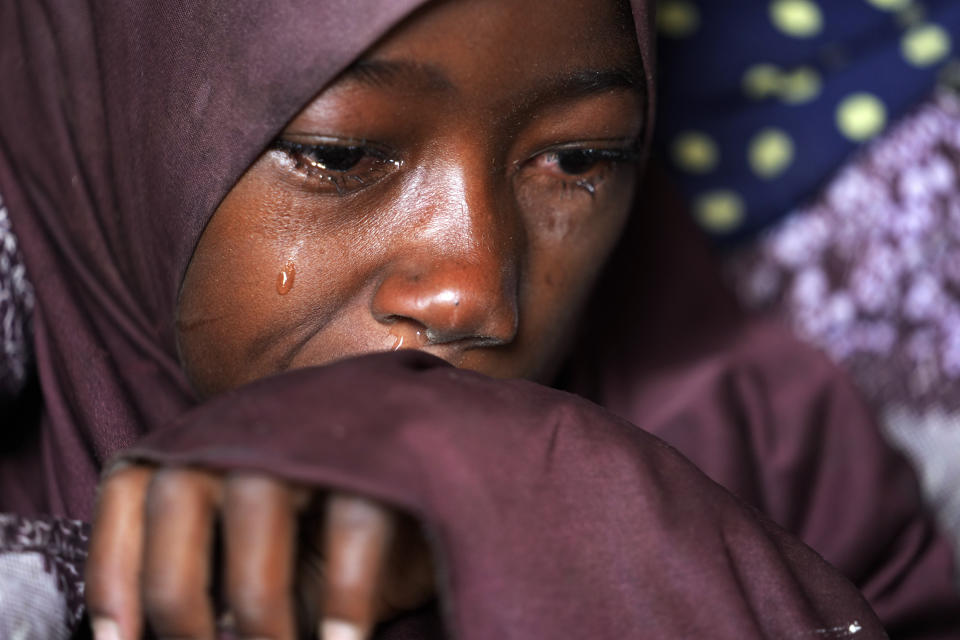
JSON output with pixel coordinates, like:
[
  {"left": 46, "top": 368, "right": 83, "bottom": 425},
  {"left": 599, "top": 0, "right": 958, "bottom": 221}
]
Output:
[
  {"left": 0, "top": 0, "right": 652, "bottom": 518},
  {"left": 1, "top": 1, "right": 957, "bottom": 638},
  {"left": 0, "top": 0, "right": 438, "bottom": 516}
]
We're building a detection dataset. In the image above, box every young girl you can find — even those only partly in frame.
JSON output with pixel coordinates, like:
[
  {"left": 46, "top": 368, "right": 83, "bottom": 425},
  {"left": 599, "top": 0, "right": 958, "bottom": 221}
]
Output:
[{"left": 0, "top": 0, "right": 957, "bottom": 638}]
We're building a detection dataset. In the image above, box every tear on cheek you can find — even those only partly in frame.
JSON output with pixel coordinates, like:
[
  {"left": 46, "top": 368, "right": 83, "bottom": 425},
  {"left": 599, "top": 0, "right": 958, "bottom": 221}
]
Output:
[{"left": 277, "top": 261, "right": 296, "bottom": 295}]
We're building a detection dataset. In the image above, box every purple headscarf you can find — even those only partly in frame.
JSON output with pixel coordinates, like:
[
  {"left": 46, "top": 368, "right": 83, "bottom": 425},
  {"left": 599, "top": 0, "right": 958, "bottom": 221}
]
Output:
[{"left": 0, "top": 0, "right": 651, "bottom": 518}]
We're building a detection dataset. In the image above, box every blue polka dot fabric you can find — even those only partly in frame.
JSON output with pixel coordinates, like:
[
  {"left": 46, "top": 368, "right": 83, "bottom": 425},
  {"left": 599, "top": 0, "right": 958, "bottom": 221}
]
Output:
[{"left": 654, "top": 0, "right": 960, "bottom": 246}]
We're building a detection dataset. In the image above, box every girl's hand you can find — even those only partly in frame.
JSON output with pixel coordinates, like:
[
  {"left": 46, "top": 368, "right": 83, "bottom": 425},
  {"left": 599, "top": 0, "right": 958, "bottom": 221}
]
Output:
[{"left": 85, "top": 465, "right": 435, "bottom": 640}]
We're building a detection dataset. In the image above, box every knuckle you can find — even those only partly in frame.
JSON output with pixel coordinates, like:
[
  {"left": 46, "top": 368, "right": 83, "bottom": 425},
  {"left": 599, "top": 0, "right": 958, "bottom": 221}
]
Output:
[
  {"left": 323, "top": 579, "right": 376, "bottom": 623},
  {"left": 145, "top": 467, "right": 216, "bottom": 515},
  {"left": 104, "top": 462, "right": 153, "bottom": 487},
  {"left": 82, "top": 578, "right": 114, "bottom": 620},
  {"left": 328, "top": 495, "right": 392, "bottom": 531},
  {"left": 228, "top": 583, "right": 287, "bottom": 630},
  {"left": 93, "top": 465, "right": 152, "bottom": 520},
  {"left": 93, "top": 466, "right": 150, "bottom": 514},
  {"left": 324, "top": 565, "right": 373, "bottom": 600},
  {"left": 142, "top": 575, "right": 201, "bottom": 630},
  {"left": 83, "top": 560, "right": 115, "bottom": 605},
  {"left": 225, "top": 473, "right": 284, "bottom": 507}
]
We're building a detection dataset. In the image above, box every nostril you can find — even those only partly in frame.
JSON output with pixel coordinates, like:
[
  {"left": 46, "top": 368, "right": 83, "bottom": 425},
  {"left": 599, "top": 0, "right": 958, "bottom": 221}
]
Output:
[
  {"left": 389, "top": 324, "right": 427, "bottom": 351},
  {"left": 427, "top": 331, "right": 513, "bottom": 348}
]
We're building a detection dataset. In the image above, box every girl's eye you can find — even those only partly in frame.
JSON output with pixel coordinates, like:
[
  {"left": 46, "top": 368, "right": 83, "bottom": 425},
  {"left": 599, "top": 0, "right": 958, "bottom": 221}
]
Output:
[
  {"left": 304, "top": 145, "right": 367, "bottom": 172},
  {"left": 552, "top": 149, "right": 602, "bottom": 175},
  {"left": 522, "top": 146, "right": 641, "bottom": 198},
  {"left": 544, "top": 148, "right": 639, "bottom": 176},
  {"left": 271, "top": 138, "right": 400, "bottom": 195}
]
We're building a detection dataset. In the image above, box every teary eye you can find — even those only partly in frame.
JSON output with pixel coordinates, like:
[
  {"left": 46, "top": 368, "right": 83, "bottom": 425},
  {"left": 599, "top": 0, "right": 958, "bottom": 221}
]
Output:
[
  {"left": 554, "top": 149, "right": 601, "bottom": 175},
  {"left": 273, "top": 140, "right": 368, "bottom": 172},
  {"left": 519, "top": 144, "right": 641, "bottom": 199},
  {"left": 306, "top": 145, "right": 365, "bottom": 172},
  {"left": 271, "top": 138, "right": 401, "bottom": 196},
  {"left": 549, "top": 148, "right": 642, "bottom": 176}
]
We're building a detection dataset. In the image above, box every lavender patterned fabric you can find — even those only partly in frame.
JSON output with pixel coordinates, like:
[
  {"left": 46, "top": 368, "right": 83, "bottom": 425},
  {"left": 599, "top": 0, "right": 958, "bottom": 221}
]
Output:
[
  {"left": 0, "top": 195, "right": 33, "bottom": 400},
  {"left": 0, "top": 514, "right": 90, "bottom": 638},
  {"left": 727, "top": 87, "right": 960, "bottom": 573}
]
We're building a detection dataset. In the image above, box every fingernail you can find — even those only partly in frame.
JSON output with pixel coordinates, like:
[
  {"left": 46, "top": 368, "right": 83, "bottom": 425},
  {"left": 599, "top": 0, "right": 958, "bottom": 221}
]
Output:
[
  {"left": 91, "top": 617, "right": 121, "bottom": 640},
  {"left": 320, "top": 618, "right": 367, "bottom": 640}
]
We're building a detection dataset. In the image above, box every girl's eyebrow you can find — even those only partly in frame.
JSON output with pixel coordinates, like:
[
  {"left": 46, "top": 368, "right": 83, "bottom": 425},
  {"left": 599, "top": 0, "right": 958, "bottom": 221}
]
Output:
[
  {"left": 505, "top": 66, "right": 645, "bottom": 125},
  {"left": 341, "top": 57, "right": 643, "bottom": 105},
  {"left": 343, "top": 59, "right": 456, "bottom": 92},
  {"left": 524, "top": 67, "right": 641, "bottom": 105}
]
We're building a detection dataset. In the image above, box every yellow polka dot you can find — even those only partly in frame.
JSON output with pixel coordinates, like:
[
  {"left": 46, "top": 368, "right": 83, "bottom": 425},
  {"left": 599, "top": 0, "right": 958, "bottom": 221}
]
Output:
[
  {"left": 671, "top": 132, "right": 719, "bottom": 174},
  {"left": 743, "top": 64, "right": 782, "bottom": 99},
  {"left": 694, "top": 191, "right": 746, "bottom": 232},
  {"left": 836, "top": 93, "right": 888, "bottom": 141},
  {"left": 901, "top": 23, "right": 952, "bottom": 67},
  {"left": 658, "top": 0, "right": 700, "bottom": 38},
  {"left": 866, "top": 0, "right": 912, "bottom": 10},
  {"left": 749, "top": 128, "right": 796, "bottom": 179},
  {"left": 769, "top": 0, "right": 824, "bottom": 38},
  {"left": 778, "top": 66, "right": 823, "bottom": 104}
]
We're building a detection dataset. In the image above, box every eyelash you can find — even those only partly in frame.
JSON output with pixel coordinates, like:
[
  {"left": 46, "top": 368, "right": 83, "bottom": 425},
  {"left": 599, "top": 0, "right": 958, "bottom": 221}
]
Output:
[
  {"left": 271, "top": 139, "right": 400, "bottom": 196},
  {"left": 528, "top": 147, "right": 642, "bottom": 197},
  {"left": 270, "top": 138, "right": 640, "bottom": 198}
]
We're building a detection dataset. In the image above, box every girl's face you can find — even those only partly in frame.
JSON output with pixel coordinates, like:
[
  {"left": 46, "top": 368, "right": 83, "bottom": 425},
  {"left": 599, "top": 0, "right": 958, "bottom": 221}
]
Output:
[{"left": 177, "top": 0, "right": 646, "bottom": 398}]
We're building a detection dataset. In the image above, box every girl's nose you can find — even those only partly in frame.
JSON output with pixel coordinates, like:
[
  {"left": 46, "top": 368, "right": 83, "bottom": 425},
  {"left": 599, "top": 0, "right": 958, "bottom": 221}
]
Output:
[
  {"left": 371, "top": 255, "right": 519, "bottom": 346},
  {"left": 370, "top": 171, "right": 520, "bottom": 347}
]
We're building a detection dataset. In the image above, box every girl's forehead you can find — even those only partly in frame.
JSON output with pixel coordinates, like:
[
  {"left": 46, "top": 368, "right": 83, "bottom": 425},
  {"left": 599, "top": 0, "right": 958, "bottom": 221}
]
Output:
[
  {"left": 359, "top": 0, "right": 642, "bottom": 70},
  {"left": 297, "top": 0, "right": 646, "bottom": 133}
]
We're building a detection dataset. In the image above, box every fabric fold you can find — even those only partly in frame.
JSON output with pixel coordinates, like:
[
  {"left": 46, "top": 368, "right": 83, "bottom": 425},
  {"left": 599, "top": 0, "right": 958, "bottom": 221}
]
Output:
[{"left": 122, "top": 351, "right": 886, "bottom": 640}]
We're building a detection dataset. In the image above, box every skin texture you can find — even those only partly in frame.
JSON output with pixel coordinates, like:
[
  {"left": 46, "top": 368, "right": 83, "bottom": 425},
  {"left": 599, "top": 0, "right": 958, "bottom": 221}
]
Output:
[{"left": 85, "top": 0, "right": 645, "bottom": 638}]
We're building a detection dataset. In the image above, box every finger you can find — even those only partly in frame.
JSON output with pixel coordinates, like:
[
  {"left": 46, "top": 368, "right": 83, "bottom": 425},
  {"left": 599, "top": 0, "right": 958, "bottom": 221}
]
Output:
[
  {"left": 378, "top": 512, "right": 436, "bottom": 618},
  {"left": 222, "top": 473, "right": 301, "bottom": 639},
  {"left": 141, "top": 467, "right": 221, "bottom": 639},
  {"left": 86, "top": 464, "right": 153, "bottom": 640},
  {"left": 320, "top": 493, "right": 395, "bottom": 640}
]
